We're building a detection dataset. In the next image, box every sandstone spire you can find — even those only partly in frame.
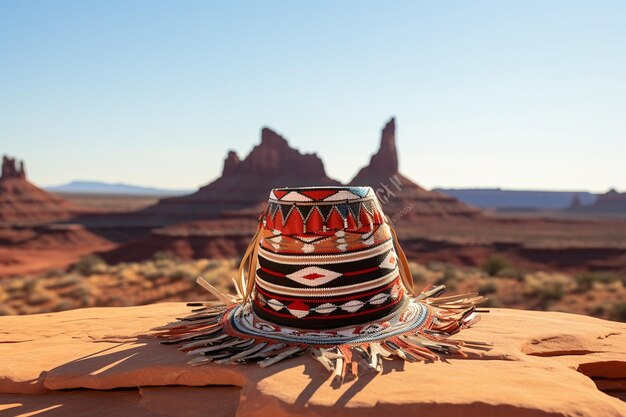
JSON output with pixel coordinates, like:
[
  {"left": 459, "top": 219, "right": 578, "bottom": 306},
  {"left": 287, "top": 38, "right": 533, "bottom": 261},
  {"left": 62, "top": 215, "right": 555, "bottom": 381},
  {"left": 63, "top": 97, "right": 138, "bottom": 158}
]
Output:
[
  {"left": 351, "top": 118, "right": 398, "bottom": 183},
  {"left": 1, "top": 155, "right": 27, "bottom": 180}
]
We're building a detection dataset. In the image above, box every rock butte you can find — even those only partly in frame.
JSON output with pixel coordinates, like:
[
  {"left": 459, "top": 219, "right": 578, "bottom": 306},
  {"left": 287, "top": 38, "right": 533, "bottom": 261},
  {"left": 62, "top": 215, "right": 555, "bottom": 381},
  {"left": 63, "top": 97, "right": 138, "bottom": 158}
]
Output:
[
  {"left": 1, "top": 303, "right": 625, "bottom": 416},
  {"left": 349, "top": 117, "right": 480, "bottom": 218},
  {"left": 142, "top": 127, "right": 340, "bottom": 221},
  {"left": 0, "top": 155, "right": 81, "bottom": 224},
  {"left": 570, "top": 188, "right": 626, "bottom": 214}
]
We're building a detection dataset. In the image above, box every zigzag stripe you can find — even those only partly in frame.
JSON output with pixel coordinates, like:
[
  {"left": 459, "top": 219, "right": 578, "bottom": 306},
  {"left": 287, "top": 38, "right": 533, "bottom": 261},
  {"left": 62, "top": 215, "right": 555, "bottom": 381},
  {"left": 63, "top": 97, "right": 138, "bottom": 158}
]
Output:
[{"left": 257, "top": 238, "right": 393, "bottom": 265}]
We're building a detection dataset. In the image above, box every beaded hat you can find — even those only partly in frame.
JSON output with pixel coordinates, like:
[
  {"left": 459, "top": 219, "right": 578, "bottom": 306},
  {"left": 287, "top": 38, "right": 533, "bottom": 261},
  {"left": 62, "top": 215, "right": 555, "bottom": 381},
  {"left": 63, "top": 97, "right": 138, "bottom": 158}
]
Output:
[{"left": 158, "top": 186, "right": 488, "bottom": 379}]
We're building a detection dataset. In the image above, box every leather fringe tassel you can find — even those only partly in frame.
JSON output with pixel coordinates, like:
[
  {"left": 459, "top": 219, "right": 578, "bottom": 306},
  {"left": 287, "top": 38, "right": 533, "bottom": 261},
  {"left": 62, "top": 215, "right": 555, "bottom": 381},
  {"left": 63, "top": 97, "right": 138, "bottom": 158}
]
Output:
[{"left": 155, "top": 284, "right": 491, "bottom": 383}]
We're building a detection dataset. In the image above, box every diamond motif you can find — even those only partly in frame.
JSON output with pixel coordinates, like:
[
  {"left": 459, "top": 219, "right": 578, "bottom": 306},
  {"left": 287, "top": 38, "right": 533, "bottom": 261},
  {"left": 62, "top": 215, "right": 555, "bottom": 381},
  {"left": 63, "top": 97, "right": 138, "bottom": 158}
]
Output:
[
  {"left": 368, "top": 293, "right": 389, "bottom": 305},
  {"left": 314, "top": 303, "right": 338, "bottom": 314},
  {"left": 286, "top": 266, "right": 342, "bottom": 287},
  {"left": 266, "top": 299, "right": 284, "bottom": 311},
  {"left": 287, "top": 301, "right": 310, "bottom": 318},
  {"left": 341, "top": 299, "right": 365, "bottom": 313},
  {"left": 379, "top": 251, "right": 397, "bottom": 270}
]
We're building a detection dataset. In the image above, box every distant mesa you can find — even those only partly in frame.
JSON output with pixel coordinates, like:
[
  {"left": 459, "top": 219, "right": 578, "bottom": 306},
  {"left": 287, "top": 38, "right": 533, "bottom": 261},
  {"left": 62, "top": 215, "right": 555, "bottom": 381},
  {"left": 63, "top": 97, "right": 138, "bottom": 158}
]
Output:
[
  {"left": 143, "top": 127, "right": 340, "bottom": 221},
  {"left": 349, "top": 118, "right": 480, "bottom": 218},
  {"left": 0, "top": 155, "right": 81, "bottom": 224},
  {"left": 439, "top": 188, "right": 598, "bottom": 210},
  {"left": 569, "top": 188, "right": 626, "bottom": 214}
]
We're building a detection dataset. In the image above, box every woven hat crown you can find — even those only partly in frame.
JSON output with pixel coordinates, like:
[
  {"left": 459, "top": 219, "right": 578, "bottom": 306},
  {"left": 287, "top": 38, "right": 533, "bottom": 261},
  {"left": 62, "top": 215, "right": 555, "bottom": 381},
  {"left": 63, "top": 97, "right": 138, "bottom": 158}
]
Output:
[{"left": 247, "top": 186, "right": 414, "bottom": 329}]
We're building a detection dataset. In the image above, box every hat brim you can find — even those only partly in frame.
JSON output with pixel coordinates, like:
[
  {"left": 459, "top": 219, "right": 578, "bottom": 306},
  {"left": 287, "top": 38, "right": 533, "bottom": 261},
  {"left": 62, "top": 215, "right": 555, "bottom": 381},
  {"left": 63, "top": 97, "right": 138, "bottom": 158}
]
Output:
[{"left": 223, "top": 296, "right": 432, "bottom": 347}]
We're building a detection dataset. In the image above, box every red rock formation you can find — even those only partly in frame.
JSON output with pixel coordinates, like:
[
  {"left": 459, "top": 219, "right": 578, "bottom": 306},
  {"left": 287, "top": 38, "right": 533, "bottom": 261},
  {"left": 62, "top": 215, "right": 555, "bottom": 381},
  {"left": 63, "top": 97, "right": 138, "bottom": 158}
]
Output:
[
  {"left": 350, "top": 118, "right": 480, "bottom": 218},
  {"left": 144, "top": 127, "right": 340, "bottom": 221},
  {"left": 1, "top": 156, "right": 26, "bottom": 180},
  {"left": 221, "top": 151, "right": 240, "bottom": 176},
  {"left": 352, "top": 118, "right": 398, "bottom": 181},
  {"left": 0, "top": 155, "right": 81, "bottom": 224},
  {"left": 570, "top": 189, "right": 626, "bottom": 214}
]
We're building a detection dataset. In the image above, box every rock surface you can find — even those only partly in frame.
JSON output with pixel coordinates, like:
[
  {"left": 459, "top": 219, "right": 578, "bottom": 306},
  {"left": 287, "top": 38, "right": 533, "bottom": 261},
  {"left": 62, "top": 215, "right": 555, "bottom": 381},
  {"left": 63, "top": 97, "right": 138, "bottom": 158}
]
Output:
[{"left": 1, "top": 304, "right": 625, "bottom": 416}]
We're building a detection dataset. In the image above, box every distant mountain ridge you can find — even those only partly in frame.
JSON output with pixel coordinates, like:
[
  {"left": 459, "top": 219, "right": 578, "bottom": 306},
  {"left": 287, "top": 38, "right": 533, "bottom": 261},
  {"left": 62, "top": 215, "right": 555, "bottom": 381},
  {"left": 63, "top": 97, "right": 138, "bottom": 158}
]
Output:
[
  {"left": 436, "top": 188, "right": 598, "bottom": 210},
  {"left": 45, "top": 181, "right": 192, "bottom": 196}
]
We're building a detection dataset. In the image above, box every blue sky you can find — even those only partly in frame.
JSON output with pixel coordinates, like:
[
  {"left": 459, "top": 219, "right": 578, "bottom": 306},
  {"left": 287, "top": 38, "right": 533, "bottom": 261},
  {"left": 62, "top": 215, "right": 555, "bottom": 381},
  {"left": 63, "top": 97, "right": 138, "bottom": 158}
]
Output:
[{"left": 1, "top": 1, "right": 624, "bottom": 192}]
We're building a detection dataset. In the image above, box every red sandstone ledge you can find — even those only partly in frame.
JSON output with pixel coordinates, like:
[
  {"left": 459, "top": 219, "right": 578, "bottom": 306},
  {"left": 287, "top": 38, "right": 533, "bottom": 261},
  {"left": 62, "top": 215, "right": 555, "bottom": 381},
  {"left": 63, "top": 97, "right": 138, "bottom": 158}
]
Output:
[{"left": 1, "top": 304, "right": 625, "bottom": 417}]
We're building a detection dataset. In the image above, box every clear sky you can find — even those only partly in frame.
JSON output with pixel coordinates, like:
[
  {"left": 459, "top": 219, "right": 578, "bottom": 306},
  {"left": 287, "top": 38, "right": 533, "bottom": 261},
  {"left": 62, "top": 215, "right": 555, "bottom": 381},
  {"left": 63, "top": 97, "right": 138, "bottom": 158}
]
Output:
[{"left": 1, "top": 1, "right": 624, "bottom": 192}]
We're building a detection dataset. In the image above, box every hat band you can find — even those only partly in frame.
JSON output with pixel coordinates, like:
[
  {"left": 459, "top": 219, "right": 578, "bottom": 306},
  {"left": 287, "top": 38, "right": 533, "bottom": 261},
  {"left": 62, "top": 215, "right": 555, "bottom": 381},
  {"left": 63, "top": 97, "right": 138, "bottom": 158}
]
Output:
[{"left": 252, "top": 280, "right": 406, "bottom": 329}]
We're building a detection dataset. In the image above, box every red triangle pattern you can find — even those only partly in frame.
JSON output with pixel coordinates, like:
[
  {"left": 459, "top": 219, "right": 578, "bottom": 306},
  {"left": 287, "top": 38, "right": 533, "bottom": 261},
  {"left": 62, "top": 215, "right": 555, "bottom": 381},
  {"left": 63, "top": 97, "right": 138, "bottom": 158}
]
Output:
[
  {"left": 299, "top": 189, "right": 338, "bottom": 201},
  {"left": 273, "top": 190, "right": 289, "bottom": 200},
  {"left": 264, "top": 202, "right": 384, "bottom": 234}
]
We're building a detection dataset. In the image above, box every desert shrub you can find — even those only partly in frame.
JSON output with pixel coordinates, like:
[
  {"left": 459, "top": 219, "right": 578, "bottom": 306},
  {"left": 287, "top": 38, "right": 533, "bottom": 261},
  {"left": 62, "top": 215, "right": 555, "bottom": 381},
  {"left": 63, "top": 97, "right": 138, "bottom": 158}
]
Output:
[
  {"left": 435, "top": 266, "right": 458, "bottom": 290},
  {"left": 524, "top": 272, "right": 574, "bottom": 303},
  {"left": 152, "top": 251, "right": 176, "bottom": 262},
  {"left": 481, "top": 255, "right": 511, "bottom": 277},
  {"left": 496, "top": 267, "right": 526, "bottom": 281},
  {"left": 27, "top": 289, "right": 54, "bottom": 306},
  {"left": 537, "top": 284, "right": 565, "bottom": 302},
  {"left": 169, "top": 265, "right": 198, "bottom": 282},
  {"left": 137, "top": 262, "right": 163, "bottom": 281},
  {"left": 575, "top": 272, "right": 619, "bottom": 292},
  {"left": 611, "top": 303, "right": 626, "bottom": 322},
  {"left": 73, "top": 255, "right": 108, "bottom": 276},
  {"left": 0, "top": 304, "right": 17, "bottom": 316},
  {"left": 411, "top": 271, "right": 427, "bottom": 285},
  {"left": 482, "top": 296, "right": 503, "bottom": 308},
  {"left": 53, "top": 300, "right": 73, "bottom": 312},
  {"left": 44, "top": 268, "right": 66, "bottom": 278},
  {"left": 590, "top": 305, "right": 606, "bottom": 316},
  {"left": 409, "top": 262, "right": 432, "bottom": 285},
  {"left": 45, "top": 274, "right": 81, "bottom": 289},
  {"left": 6, "top": 279, "right": 25, "bottom": 292},
  {"left": 478, "top": 280, "right": 498, "bottom": 295},
  {"left": 65, "top": 284, "right": 93, "bottom": 307},
  {"left": 23, "top": 279, "right": 38, "bottom": 292}
]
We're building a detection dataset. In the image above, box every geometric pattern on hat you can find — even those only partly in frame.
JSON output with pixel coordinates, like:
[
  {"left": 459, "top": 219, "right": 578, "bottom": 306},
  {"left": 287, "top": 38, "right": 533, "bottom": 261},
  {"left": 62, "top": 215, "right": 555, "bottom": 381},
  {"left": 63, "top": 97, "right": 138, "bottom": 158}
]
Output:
[
  {"left": 259, "top": 223, "right": 390, "bottom": 254},
  {"left": 252, "top": 229, "right": 403, "bottom": 329},
  {"left": 254, "top": 190, "right": 402, "bottom": 330},
  {"left": 255, "top": 277, "right": 404, "bottom": 320},
  {"left": 265, "top": 187, "right": 384, "bottom": 236},
  {"left": 285, "top": 266, "right": 341, "bottom": 287},
  {"left": 223, "top": 296, "right": 432, "bottom": 346},
  {"left": 157, "top": 185, "right": 488, "bottom": 382}
]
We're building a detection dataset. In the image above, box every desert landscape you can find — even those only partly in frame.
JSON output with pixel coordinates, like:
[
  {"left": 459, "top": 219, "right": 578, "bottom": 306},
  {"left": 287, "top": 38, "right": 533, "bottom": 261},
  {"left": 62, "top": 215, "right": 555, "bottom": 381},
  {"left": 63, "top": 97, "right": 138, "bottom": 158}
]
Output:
[
  {"left": 1, "top": 118, "right": 625, "bottom": 322},
  {"left": 2, "top": 2, "right": 626, "bottom": 415}
]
